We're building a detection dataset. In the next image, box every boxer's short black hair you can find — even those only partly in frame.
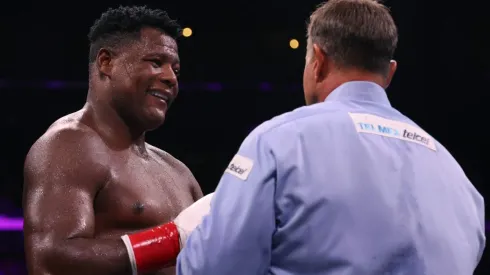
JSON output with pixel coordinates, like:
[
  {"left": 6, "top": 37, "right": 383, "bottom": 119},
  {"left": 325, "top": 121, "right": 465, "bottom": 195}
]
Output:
[
  {"left": 307, "top": 0, "right": 398, "bottom": 75},
  {"left": 87, "top": 6, "right": 181, "bottom": 63}
]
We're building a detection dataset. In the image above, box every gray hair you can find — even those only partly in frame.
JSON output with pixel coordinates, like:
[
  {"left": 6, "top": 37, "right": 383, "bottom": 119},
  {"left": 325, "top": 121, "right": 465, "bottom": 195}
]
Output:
[{"left": 306, "top": 0, "right": 398, "bottom": 75}]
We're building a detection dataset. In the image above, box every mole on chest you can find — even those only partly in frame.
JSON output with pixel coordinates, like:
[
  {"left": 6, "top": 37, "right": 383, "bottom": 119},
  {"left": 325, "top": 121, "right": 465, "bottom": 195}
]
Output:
[
  {"left": 113, "top": 174, "right": 192, "bottom": 211},
  {"left": 95, "top": 189, "right": 191, "bottom": 229},
  {"left": 132, "top": 202, "right": 145, "bottom": 215}
]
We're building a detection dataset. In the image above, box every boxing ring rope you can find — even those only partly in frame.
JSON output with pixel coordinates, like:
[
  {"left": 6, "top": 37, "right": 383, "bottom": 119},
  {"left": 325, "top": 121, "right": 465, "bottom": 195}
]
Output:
[
  {"left": 0, "top": 216, "right": 488, "bottom": 232},
  {"left": 0, "top": 79, "right": 300, "bottom": 92},
  {"left": 0, "top": 216, "right": 23, "bottom": 231}
]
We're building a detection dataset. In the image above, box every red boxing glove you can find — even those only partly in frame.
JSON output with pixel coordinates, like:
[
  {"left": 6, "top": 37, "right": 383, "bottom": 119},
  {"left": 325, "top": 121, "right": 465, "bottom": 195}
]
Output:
[
  {"left": 121, "top": 193, "right": 214, "bottom": 275},
  {"left": 121, "top": 222, "right": 180, "bottom": 275}
]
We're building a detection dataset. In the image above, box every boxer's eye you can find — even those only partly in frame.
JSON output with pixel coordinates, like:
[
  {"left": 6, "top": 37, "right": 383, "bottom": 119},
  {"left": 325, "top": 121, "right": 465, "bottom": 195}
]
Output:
[
  {"left": 173, "top": 68, "right": 180, "bottom": 77},
  {"left": 148, "top": 59, "right": 162, "bottom": 68}
]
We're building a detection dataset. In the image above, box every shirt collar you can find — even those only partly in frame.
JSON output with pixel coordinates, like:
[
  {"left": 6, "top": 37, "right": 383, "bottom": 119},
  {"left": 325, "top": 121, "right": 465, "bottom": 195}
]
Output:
[{"left": 325, "top": 81, "right": 391, "bottom": 106}]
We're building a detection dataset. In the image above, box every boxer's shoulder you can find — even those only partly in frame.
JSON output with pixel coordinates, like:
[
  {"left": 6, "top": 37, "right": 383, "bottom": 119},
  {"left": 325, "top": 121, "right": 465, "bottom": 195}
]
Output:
[
  {"left": 33, "top": 113, "right": 106, "bottom": 154},
  {"left": 147, "top": 144, "right": 193, "bottom": 175},
  {"left": 25, "top": 113, "right": 110, "bottom": 181},
  {"left": 146, "top": 144, "right": 201, "bottom": 199},
  {"left": 148, "top": 145, "right": 180, "bottom": 166}
]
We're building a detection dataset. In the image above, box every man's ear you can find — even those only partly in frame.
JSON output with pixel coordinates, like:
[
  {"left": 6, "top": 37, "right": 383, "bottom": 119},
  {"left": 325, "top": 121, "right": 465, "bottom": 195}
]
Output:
[
  {"left": 96, "top": 48, "right": 114, "bottom": 78},
  {"left": 312, "top": 43, "right": 328, "bottom": 81},
  {"left": 385, "top": 60, "right": 397, "bottom": 88}
]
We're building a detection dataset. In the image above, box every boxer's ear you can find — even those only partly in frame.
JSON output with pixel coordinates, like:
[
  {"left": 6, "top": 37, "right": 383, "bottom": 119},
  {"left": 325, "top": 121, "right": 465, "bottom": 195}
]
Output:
[{"left": 96, "top": 48, "right": 114, "bottom": 78}]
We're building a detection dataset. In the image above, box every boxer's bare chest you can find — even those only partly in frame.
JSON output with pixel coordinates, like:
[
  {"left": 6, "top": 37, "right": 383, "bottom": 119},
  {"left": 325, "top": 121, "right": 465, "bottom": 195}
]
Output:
[{"left": 93, "top": 147, "right": 195, "bottom": 234}]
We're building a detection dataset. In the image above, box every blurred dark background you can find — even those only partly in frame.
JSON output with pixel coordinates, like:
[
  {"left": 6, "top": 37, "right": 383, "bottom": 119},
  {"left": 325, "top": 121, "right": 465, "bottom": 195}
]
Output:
[{"left": 0, "top": 0, "right": 488, "bottom": 274}]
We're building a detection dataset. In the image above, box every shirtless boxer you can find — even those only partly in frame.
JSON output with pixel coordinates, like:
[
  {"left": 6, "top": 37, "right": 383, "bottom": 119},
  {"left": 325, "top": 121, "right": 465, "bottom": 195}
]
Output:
[{"left": 22, "top": 6, "right": 205, "bottom": 275}]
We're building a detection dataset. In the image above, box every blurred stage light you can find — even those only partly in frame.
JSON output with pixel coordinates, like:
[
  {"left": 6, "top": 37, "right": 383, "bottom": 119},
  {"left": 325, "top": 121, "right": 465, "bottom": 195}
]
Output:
[
  {"left": 183, "top": 27, "right": 193, "bottom": 37},
  {"left": 289, "top": 39, "right": 299, "bottom": 49}
]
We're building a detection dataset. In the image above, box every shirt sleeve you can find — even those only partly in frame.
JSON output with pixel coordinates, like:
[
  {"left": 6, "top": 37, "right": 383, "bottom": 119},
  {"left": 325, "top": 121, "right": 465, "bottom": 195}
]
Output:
[{"left": 176, "top": 131, "right": 277, "bottom": 275}]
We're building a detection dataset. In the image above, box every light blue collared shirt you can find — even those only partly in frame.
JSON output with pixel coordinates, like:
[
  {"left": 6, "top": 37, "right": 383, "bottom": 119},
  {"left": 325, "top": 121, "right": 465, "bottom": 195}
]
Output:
[{"left": 177, "top": 81, "right": 485, "bottom": 275}]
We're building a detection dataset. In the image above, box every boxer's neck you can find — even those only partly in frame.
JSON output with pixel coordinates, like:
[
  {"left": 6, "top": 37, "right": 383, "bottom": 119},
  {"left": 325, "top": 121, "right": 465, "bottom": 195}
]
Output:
[{"left": 82, "top": 100, "right": 147, "bottom": 153}]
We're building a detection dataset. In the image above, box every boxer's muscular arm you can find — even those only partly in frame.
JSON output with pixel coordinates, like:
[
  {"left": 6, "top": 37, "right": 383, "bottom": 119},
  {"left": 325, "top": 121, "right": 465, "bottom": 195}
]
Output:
[
  {"left": 172, "top": 157, "right": 203, "bottom": 201},
  {"left": 170, "top": 155, "right": 203, "bottom": 201},
  {"left": 177, "top": 130, "right": 276, "bottom": 274},
  {"left": 22, "top": 127, "right": 131, "bottom": 275},
  {"left": 189, "top": 174, "right": 204, "bottom": 201},
  {"left": 164, "top": 150, "right": 203, "bottom": 201},
  {"left": 150, "top": 147, "right": 203, "bottom": 201}
]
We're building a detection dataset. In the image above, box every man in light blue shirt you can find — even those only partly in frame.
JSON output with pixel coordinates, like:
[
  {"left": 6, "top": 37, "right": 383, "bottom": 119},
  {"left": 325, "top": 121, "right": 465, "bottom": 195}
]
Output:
[{"left": 177, "top": 0, "right": 486, "bottom": 274}]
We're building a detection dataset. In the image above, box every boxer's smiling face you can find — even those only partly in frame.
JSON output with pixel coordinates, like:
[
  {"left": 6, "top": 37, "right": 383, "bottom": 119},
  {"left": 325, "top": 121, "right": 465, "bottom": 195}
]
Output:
[{"left": 98, "top": 27, "right": 180, "bottom": 131}]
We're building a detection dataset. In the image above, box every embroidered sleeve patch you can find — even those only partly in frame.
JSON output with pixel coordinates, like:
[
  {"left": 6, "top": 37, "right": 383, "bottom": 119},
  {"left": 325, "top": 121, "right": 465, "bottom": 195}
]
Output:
[{"left": 225, "top": 154, "right": 254, "bottom": 180}]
